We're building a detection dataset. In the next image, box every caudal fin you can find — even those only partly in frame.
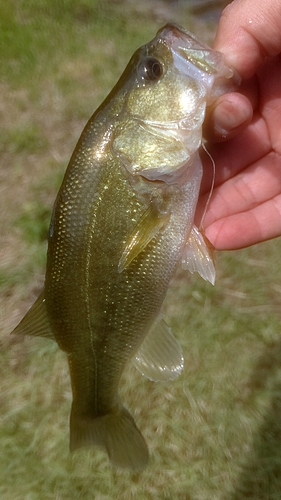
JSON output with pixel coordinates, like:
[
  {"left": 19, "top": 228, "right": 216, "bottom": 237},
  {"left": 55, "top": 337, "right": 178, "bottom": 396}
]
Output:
[{"left": 70, "top": 405, "right": 149, "bottom": 471}]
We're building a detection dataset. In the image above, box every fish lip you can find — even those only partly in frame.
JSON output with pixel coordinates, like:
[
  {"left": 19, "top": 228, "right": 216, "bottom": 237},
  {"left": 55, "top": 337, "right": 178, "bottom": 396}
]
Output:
[
  {"left": 156, "top": 23, "right": 197, "bottom": 47},
  {"left": 157, "top": 23, "right": 210, "bottom": 53}
]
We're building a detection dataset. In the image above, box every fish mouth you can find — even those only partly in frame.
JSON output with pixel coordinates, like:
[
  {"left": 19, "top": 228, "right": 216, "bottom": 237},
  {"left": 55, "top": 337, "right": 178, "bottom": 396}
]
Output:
[{"left": 157, "top": 23, "right": 234, "bottom": 88}]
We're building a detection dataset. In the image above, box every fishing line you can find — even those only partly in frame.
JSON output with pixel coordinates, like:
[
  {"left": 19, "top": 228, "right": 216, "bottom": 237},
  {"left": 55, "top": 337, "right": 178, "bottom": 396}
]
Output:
[{"left": 199, "top": 143, "right": 216, "bottom": 232}]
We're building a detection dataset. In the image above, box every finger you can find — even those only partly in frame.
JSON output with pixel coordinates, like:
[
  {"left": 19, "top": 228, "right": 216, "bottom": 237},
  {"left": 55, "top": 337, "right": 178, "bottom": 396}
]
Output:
[
  {"left": 204, "top": 92, "right": 253, "bottom": 142},
  {"left": 202, "top": 150, "right": 281, "bottom": 226},
  {"left": 200, "top": 112, "right": 270, "bottom": 195},
  {"left": 205, "top": 194, "right": 281, "bottom": 250},
  {"left": 258, "top": 56, "right": 281, "bottom": 154},
  {"left": 214, "top": 0, "right": 281, "bottom": 79}
]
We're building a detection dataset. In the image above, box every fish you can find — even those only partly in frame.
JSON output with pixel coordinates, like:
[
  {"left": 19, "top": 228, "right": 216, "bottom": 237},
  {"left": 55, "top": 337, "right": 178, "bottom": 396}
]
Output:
[{"left": 12, "top": 24, "right": 234, "bottom": 471}]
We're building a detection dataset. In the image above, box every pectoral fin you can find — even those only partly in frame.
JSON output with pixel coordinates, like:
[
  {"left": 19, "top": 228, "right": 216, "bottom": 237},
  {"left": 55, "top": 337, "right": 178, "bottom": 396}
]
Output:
[
  {"left": 132, "top": 316, "right": 184, "bottom": 382},
  {"left": 11, "top": 289, "right": 55, "bottom": 340},
  {"left": 182, "top": 225, "right": 215, "bottom": 285},
  {"left": 118, "top": 203, "right": 169, "bottom": 272}
]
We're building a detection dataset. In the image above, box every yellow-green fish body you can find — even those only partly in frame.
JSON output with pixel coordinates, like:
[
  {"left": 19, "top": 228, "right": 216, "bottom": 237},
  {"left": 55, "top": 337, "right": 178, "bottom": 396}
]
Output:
[{"left": 13, "top": 24, "right": 233, "bottom": 470}]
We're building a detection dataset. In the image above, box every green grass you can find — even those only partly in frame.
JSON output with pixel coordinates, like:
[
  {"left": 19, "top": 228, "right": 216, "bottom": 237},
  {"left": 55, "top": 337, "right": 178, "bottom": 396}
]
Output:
[{"left": 1, "top": 1, "right": 281, "bottom": 499}]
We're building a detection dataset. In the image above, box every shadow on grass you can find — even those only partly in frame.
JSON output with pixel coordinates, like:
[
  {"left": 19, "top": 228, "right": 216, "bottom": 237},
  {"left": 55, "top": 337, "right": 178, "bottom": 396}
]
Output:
[{"left": 231, "top": 340, "right": 281, "bottom": 499}]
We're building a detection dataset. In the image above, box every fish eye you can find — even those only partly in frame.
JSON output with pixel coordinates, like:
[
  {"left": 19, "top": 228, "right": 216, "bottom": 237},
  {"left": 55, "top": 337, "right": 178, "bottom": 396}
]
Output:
[{"left": 138, "top": 57, "right": 164, "bottom": 81}]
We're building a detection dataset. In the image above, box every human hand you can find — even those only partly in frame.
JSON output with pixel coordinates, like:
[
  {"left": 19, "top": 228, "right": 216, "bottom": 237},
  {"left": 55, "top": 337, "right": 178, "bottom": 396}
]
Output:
[{"left": 199, "top": 0, "right": 281, "bottom": 250}]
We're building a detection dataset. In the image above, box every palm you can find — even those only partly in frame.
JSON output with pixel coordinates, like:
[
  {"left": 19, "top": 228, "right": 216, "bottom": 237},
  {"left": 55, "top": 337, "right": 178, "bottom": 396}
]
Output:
[{"left": 199, "top": 56, "right": 281, "bottom": 250}]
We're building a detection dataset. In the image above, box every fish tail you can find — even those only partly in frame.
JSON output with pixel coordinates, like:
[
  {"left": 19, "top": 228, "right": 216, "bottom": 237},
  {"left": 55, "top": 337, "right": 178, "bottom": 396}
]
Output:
[{"left": 70, "top": 405, "right": 149, "bottom": 471}]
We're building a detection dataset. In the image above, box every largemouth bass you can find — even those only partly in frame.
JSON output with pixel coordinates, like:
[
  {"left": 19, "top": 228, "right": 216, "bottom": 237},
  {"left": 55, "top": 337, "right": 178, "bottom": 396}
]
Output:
[{"left": 12, "top": 24, "right": 233, "bottom": 470}]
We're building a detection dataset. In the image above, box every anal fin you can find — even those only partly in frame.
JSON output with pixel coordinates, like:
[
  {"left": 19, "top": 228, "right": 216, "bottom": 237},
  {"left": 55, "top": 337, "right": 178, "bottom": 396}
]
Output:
[
  {"left": 11, "top": 289, "right": 55, "bottom": 340},
  {"left": 132, "top": 316, "right": 184, "bottom": 382}
]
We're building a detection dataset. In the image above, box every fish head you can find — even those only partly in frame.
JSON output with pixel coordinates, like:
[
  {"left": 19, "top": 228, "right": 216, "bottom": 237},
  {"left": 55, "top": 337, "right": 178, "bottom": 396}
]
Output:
[
  {"left": 126, "top": 24, "right": 234, "bottom": 124},
  {"left": 111, "top": 23, "right": 235, "bottom": 183}
]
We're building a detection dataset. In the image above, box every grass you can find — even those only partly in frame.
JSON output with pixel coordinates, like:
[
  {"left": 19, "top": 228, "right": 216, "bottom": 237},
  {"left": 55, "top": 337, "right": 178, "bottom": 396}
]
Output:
[{"left": 1, "top": 1, "right": 281, "bottom": 499}]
